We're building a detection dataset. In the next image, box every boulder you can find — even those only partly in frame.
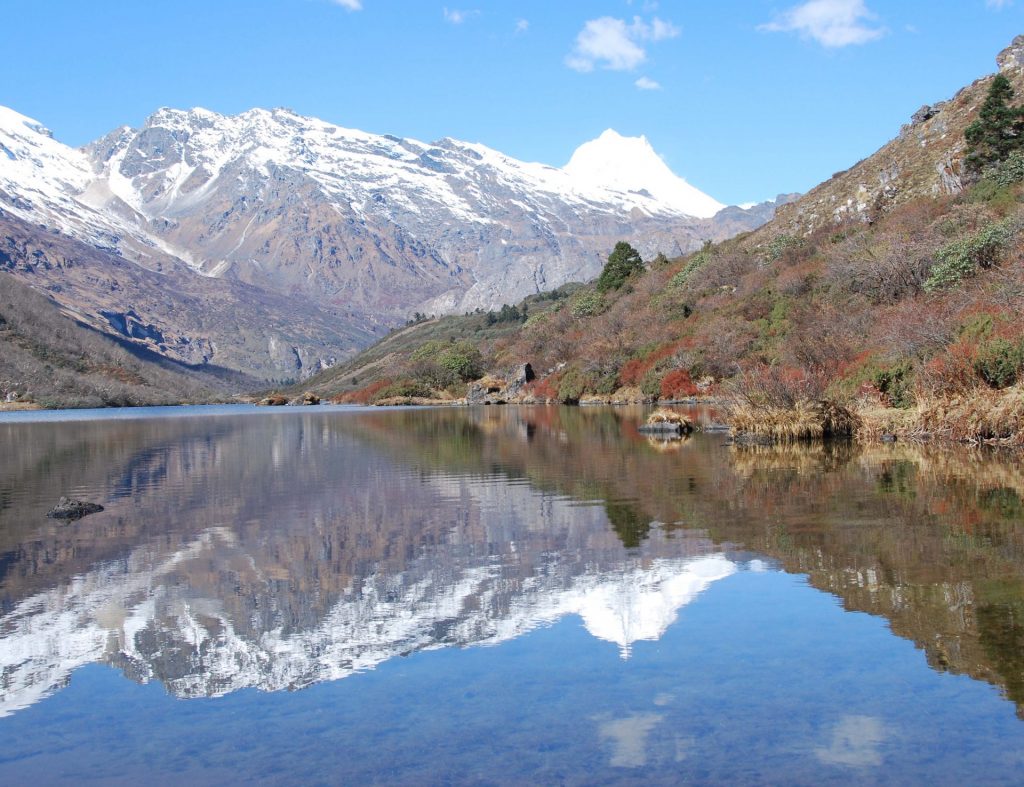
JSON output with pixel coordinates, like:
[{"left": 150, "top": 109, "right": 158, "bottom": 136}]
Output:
[
  {"left": 467, "top": 375, "right": 507, "bottom": 405},
  {"left": 47, "top": 497, "right": 104, "bottom": 520},
  {"left": 503, "top": 363, "right": 535, "bottom": 398}
]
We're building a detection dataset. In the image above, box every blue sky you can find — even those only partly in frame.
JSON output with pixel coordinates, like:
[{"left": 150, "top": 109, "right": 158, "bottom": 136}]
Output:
[{"left": 3, "top": 1, "right": 1021, "bottom": 204}]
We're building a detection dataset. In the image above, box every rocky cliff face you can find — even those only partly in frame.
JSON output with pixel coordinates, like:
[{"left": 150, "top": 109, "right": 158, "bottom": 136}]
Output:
[{"left": 1, "top": 104, "right": 781, "bottom": 377}]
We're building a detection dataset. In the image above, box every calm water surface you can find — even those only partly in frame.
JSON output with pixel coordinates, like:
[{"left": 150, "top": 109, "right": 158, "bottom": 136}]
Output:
[{"left": 1, "top": 404, "right": 1023, "bottom": 784}]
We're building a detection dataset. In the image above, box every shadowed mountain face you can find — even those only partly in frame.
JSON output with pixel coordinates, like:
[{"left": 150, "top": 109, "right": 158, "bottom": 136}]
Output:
[{"left": 1, "top": 406, "right": 1024, "bottom": 720}]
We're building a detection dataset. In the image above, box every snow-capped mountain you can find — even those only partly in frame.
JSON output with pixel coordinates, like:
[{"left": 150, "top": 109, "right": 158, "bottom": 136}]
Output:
[
  {"left": 564, "top": 129, "right": 726, "bottom": 219},
  {"left": 0, "top": 104, "right": 782, "bottom": 374}
]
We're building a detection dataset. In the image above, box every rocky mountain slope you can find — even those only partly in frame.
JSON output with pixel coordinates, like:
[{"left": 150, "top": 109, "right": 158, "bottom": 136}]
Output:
[
  {"left": 770, "top": 35, "right": 1024, "bottom": 238},
  {"left": 0, "top": 103, "right": 781, "bottom": 384}
]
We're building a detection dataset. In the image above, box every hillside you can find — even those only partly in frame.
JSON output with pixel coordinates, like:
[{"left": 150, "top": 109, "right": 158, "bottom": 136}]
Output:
[
  {"left": 0, "top": 272, "right": 250, "bottom": 407},
  {"left": 296, "top": 36, "right": 1024, "bottom": 444}
]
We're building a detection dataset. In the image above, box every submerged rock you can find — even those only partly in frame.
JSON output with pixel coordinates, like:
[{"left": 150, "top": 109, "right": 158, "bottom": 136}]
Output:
[{"left": 47, "top": 497, "right": 104, "bottom": 520}]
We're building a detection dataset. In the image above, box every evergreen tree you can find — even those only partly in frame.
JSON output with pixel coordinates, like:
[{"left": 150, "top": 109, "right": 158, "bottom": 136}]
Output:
[
  {"left": 965, "top": 74, "right": 1024, "bottom": 172},
  {"left": 596, "top": 241, "right": 645, "bottom": 293}
]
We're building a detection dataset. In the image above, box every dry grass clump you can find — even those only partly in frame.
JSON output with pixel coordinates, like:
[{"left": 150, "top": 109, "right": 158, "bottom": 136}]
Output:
[
  {"left": 646, "top": 408, "right": 694, "bottom": 429},
  {"left": 854, "top": 404, "right": 923, "bottom": 442},
  {"left": 728, "top": 399, "right": 859, "bottom": 442},
  {"left": 916, "top": 386, "right": 1024, "bottom": 445}
]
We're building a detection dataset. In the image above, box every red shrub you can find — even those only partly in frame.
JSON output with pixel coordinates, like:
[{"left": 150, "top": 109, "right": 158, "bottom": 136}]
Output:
[
  {"left": 526, "top": 374, "right": 562, "bottom": 401},
  {"left": 335, "top": 378, "right": 392, "bottom": 404},
  {"left": 660, "top": 369, "right": 698, "bottom": 399},
  {"left": 618, "top": 358, "right": 648, "bottom": 386}
]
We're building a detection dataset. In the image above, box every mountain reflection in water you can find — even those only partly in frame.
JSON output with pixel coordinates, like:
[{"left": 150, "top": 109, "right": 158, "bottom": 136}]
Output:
[{"left": 1, "top": 404, "right": 1024, "bottom": 727}]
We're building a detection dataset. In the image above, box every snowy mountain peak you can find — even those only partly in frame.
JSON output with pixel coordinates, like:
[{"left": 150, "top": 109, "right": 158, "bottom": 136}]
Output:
[
  {"left": 564, "top": 129, "right": 725, "bottom": 219},
  {"left": 0, "top": 105, "right": 55, "bottom": 140}
]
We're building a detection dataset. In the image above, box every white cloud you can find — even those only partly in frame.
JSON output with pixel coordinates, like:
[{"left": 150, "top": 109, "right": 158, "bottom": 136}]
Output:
[
  {"left": 760, "top": 0, "right": 886, "bottom": 48},
  {"left": 986, "top": 0, "right": 1012, "bottom": 8},
  {"left": 565, "top": 16, "right": 680, "bottom": 73},
  {"left": 635, "top": 76, "right": 662, "bottom": 90},
  {"left": 515, "top": 18, "right": 529, "bottom": 34},
  {"left": 331, "top": 0, "right": 362, "bottom": 10},
  {"left": 443, "top": 7, "right": 479, "bottom": 24}
]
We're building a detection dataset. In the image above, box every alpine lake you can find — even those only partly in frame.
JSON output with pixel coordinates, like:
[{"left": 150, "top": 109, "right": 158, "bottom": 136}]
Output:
[{"left": 1, "top": 403, "right": 1024, "bottom": 785}]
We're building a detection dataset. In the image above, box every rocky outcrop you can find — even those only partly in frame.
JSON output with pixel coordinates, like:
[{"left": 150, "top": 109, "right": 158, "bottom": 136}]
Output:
[
  {"left": 46, "top": 497, "right": 104, "bottom": 520},
  {"left": 997, "top": 34, "right": 1024, "bottom": 73}
]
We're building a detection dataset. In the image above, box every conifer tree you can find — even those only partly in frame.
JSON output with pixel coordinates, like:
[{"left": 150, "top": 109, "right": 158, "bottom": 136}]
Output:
[
  {"left": 596, "top": 241, "right": 645, "bottom": 293},
  {"left": 965, "top": 74, "right": 1024, "bottom": 172}
]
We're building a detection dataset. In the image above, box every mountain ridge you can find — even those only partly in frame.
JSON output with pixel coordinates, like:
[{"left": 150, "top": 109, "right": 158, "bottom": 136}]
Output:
[{"left": 0, "top": 104, "right": 781, "bottom": 387}]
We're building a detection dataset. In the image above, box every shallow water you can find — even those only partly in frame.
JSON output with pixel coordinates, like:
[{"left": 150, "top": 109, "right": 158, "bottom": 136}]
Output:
[{"left": 1, "top": 404, "right": 1023, "bottom": 784}]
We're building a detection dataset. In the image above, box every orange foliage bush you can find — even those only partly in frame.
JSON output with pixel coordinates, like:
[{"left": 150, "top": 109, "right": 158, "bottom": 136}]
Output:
[
  {"left": 617, "top": 341, "right": 687, "bottom": 387},
  {"left": 526, "top": 374, "right": 562, "bottom": 401},
  {"left": 334, "top": 378, "right": 392, "bottom": 404},
  {"left": 660, "top": 369, "right": 698, "bottom": 399}
]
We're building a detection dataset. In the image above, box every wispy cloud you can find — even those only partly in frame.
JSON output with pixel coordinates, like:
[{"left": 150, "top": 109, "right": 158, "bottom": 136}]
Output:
[
  {"left": 515, "top": 18, "right": 529, "bottom": 34},
  {"left": 443, "top": 7, "right": 479, "bottom": 24},
  {"left": 986, "top": 0, "right": 1012, "bottom": 8},
  {"left": 760, "top": 0, "right": 886, "bottom": 48},
  {"left": 635, "top": 76, "right": 662, "bottom": 90},
  {"left": 565, "top": 16, "right": 680, "bottom": 73},
  {"left": 331, "top": 0, "right": 362, "bottom": 10}
]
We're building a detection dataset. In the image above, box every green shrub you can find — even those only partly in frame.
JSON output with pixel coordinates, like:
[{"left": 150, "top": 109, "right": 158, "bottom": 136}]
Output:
[
  {"left": 437, "top": 341, "right": 483, "bottom": 381},
  {"left": 669, "top": 244, "right": 713, "bottom": 289},
  {"left": 988, "top": 150, "right": 1024, "bottom": 187},
  {"left": 872, "top": 362, "right": 915, "bottom": 408},
  {"left": 763, "top": 234, "right": 802, "bottom": 264},
  {"left": 557, "top": 367, "right": 587, "bottom": 403},
  {"left": 570, "top": 291, "right": 605, "bottom": 318},
  {"left": 974, "top": 338, "right": 1024, "bottom": 388},
  {"left": 959, "top": 313, "right": 995, "bottom": 342},
  {"left": 373, "top": 379, "right": 435, "bottom": 400},
  {"left": 640, "top": 368, "right": 663, "bottom": 398},
  {"left": 924, "top": 218, "right": 1017, "bottom": 291}
]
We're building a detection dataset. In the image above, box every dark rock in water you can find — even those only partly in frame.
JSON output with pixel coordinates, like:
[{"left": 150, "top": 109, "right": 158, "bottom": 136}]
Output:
[
  {"left": 47, "top": 497, "right": 104, "bottom": 520},
  {"left": 639, "top": 422, "right": 685, "bottom": 434},
  {"left": 259, "top": 395, "right": 289, "bottom": 406}
]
